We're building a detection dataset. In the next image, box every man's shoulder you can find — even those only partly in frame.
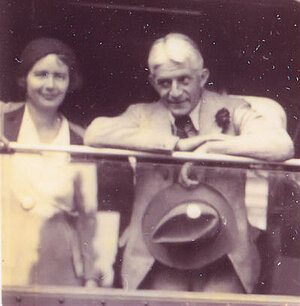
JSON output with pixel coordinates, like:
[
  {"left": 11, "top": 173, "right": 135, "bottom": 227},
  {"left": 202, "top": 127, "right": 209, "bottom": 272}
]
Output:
[
  {"left": 126, "top": 101, "right": 166, "bottom": 118},
  {"left": 128, "top": 101, "right": 162, "bottom": 111},
  {"left": 204, "top": 91, "right": 249, "bottom": 110}
]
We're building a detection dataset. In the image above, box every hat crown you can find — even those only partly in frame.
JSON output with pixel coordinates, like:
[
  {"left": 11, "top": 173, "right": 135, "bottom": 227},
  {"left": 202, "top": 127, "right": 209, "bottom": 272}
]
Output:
[{"left": 142, "top": 183, "right": 239, "bottom": 270}]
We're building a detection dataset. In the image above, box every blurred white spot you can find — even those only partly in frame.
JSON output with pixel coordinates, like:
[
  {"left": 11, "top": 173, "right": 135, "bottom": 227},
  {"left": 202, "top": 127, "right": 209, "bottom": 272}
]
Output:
[{"left": 186, "top": 204, "right": 201, "bottom": 219}]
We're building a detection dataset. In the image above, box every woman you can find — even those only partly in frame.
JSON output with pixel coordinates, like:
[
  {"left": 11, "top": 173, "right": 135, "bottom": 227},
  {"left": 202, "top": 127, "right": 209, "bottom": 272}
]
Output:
[{"left": 1, "top": 38, "right": 100, "bottom": 286}]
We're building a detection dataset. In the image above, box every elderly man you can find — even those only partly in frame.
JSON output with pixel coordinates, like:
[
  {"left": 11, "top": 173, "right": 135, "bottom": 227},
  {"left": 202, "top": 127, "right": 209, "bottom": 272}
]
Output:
[{"left": 84, "top": 33, "right": 294, "bottom": 293}]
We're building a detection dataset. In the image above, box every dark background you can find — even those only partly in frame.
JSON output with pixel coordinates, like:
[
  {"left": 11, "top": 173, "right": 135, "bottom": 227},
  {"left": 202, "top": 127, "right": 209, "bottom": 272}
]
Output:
[{"left": 0, "top": 0, "right": 299, "bottom": 156}]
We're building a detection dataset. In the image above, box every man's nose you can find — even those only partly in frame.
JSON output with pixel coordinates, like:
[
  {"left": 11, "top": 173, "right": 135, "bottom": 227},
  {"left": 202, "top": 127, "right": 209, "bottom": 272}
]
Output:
[{"left": 169, "top": 81, "right": 183, "bottom": 99}]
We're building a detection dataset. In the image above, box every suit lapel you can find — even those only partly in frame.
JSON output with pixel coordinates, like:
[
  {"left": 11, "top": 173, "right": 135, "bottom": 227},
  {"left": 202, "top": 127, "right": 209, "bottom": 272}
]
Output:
[
  {"left": 198, "top": 91, "right": 223, "bottom": 135},
  {"left": 153, "top": 102, "right": 174, "bottom": 135}
]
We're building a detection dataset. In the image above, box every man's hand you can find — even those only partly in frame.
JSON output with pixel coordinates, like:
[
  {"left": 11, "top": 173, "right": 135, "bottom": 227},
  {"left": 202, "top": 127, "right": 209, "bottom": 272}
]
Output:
[
  {"left": 193, "top": 134, "right": 234, "bottom": 154},
  {"left": 178, "top": 162, "right": 200, "bottom": 189},
  {"left": 176, "top": 134, "right": 233, "bottom": 152},
  {"left": 177, "top": 135, "right": 234, "bottom": 188}
]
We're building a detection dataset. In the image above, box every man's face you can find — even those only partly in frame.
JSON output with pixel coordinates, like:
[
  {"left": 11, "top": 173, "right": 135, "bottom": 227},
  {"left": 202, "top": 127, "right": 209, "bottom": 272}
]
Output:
[{"left": 151, "top": 60, "right": 208, "bottom": 117}]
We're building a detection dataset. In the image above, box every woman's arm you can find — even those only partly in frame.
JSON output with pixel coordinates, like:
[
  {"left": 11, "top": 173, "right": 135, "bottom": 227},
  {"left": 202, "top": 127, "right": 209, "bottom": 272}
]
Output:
[
  {"left": 74, "top": 162, "right": 120, "bottom": 287},
  {"left": 73, "top": 163, "right": 101, "bottom": 285}
]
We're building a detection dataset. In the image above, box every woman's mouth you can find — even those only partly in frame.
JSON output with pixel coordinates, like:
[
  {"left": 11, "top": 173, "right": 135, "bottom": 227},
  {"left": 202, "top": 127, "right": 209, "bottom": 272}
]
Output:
[{"left": 41, "top": 94, "right": 59, "bottom": 101}]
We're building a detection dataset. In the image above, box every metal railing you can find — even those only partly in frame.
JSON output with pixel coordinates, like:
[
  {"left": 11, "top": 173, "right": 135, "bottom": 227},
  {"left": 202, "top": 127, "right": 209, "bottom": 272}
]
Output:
[
  {"left": 3, "top": 285, "right": 300, "bottom": 306},
  {"left": 1, "top": 141, "right": 300, "bottom": 172}
]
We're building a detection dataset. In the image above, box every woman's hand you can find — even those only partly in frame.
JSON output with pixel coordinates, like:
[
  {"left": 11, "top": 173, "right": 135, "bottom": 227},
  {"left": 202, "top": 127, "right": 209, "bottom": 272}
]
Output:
[
  {"left": 85, "top": 279, "right": 98, "bottom": 288},
  {"left": 84, "top": 265, "right": 115, "bottom": 288},
  {"left": 0, "top": 135, "right": 10, "bottom": 152},
  {"left": 99, "top": 265, "right": 115, "bottom": 288}
]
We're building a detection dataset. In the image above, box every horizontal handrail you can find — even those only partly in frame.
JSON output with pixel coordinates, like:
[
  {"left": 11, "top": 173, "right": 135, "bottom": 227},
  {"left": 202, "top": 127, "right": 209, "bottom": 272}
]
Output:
[{"left": 1, "top": 141, "right": 300, "bottom": 172}]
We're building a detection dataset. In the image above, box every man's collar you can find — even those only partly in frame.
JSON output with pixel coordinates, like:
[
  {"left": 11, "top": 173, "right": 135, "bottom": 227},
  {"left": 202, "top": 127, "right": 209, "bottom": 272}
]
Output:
[{"left": 168, "top": 101, "right": 201, "bottom": 131}]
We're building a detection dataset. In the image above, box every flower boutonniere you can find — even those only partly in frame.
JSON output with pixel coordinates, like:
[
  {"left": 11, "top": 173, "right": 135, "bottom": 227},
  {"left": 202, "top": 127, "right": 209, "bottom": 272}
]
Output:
[{"left": 215, "top": 107, "right": 230, "bottom": 133}]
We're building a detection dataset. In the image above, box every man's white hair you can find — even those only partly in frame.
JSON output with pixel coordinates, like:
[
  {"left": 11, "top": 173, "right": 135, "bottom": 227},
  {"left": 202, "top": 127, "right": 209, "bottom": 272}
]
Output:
[{"left": 148, "top": 33, "right": 204, "bottom": 74}]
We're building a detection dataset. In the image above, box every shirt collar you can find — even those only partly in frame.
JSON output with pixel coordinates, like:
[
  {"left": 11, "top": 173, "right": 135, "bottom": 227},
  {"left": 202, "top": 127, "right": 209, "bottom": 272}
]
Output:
[
  {"left": 18, "top": 104, "right": 70, "bottom": 145},
  {"left": 168, "top": 101, "right": 201, "bottom": 131}
]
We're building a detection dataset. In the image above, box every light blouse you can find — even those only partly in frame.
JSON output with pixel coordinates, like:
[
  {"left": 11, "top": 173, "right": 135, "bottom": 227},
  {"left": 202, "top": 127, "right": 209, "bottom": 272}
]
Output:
[{"left": 1, "top": 105, "right": 97, "bottom": 285}]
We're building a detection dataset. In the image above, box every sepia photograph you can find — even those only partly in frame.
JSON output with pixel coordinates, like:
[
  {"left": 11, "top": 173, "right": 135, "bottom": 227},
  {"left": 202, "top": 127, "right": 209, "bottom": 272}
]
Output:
[{"left": 0, "top": 0, "right": 300, "bottom": 305}]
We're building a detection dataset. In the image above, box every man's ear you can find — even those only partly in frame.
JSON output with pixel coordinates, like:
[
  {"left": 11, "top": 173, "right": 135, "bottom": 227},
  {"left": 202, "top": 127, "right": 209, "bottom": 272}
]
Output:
[
  {"left": 148, "top": 73, "right": 159, "bottom": 93},
  {"left": 17, "top": 77, "right": 26, "bottom": 89},
  {"left": 198, "top": 68, "right": 210, "bottom": 88}
]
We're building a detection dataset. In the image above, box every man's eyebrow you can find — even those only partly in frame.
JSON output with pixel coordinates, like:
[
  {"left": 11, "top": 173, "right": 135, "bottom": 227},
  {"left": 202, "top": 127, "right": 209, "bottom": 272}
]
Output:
[
  {"left": 178, "top": 74, "right": 191, "bottom": 78},
  {"left": 157, "top": 77, "right": 171, "bottom": 82}
]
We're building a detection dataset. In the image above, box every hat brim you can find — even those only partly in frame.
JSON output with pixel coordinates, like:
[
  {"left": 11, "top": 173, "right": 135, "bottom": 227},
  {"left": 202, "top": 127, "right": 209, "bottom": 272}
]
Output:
[{"left": 142, "top": 183, "right": 239, "bottom": 270}]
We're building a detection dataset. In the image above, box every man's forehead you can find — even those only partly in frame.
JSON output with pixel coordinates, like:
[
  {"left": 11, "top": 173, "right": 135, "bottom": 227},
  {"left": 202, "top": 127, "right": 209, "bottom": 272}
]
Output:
[{"left": 153, "top": 60, "right": 196, "bottom": 79}]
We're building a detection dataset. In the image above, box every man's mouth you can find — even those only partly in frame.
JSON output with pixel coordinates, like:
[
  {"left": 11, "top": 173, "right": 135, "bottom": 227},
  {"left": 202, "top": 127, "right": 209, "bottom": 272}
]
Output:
[{"left": 168, "top": 100, "right": 188, "bottom": 106}]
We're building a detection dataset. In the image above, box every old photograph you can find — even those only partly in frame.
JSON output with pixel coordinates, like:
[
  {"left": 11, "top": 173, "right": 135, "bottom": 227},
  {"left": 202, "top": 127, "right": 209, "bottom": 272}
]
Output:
[{"left": 0, "top": 0, "right": 299, "bottom": 305}]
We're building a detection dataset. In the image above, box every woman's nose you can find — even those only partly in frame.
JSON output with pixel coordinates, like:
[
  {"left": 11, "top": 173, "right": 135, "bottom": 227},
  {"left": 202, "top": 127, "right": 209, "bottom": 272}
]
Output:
[
  {"left": 45, "top": 75, "right": 55, "bottom": 89},
  {"left": 169, "top": 81, "right": 183, "bottom": 99}
]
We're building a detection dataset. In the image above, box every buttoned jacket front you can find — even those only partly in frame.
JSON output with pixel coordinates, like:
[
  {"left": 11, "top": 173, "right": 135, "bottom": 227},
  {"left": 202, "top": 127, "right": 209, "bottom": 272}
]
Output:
[{"left": 1, "top": 102, "right": 99, "bottom": 285}]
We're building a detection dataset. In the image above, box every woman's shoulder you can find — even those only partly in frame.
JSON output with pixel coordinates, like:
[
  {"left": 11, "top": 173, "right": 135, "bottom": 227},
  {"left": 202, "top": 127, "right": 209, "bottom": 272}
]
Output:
[{"left": 0, "top": 101, "right": 25, "bottom": 114}]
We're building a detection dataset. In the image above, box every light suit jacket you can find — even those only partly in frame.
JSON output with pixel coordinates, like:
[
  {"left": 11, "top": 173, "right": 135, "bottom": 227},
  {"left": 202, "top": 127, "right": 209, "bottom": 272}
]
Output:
[{"left": 84, "top": 90, "right": 290, "bottom": 292}]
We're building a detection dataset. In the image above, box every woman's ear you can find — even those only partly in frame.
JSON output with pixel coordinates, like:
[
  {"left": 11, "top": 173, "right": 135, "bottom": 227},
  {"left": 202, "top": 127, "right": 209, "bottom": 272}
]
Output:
[
  {"left": 198, "top": 68, "right": 210, "bottom": 88},
  {"left": 17, "top": 77, "right": 26, "bottom": 89}
]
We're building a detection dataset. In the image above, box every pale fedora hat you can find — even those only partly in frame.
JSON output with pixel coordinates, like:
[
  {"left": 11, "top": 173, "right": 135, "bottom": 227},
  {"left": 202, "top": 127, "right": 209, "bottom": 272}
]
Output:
[{"left": 142, "top": 183, "right": 239, "bottom": 270}]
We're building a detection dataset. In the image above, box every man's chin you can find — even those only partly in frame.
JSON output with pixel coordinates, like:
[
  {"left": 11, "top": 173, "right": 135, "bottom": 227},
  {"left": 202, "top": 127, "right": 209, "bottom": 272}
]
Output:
[
  {"left": 170, "top": 109, "right": 190, "bottom": 117},
  {"left": 165, "top": 103, "right": 191, "bottom": 116}
]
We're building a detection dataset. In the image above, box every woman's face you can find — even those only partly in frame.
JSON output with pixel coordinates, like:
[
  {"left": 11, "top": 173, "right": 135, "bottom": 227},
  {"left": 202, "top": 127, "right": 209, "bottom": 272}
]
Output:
[{"left": 26, "top": 54, "right": 70, "bottom": 112}]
